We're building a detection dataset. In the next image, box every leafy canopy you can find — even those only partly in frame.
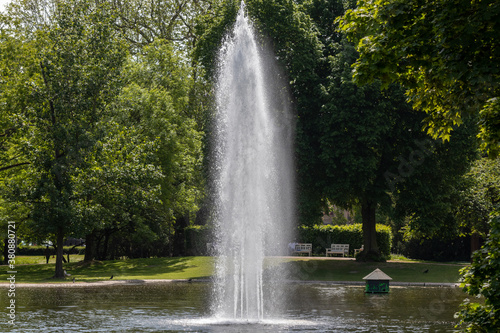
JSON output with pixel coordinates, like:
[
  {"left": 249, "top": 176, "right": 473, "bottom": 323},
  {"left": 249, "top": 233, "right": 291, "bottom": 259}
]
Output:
[{"left": 339, "top": 0, "right": 500, "bottom": 156}]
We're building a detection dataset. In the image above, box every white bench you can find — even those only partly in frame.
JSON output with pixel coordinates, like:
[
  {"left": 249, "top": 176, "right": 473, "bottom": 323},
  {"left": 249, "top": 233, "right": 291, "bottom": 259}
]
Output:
[
  {"left": 326, "top": 244, "right": 349, "bottom": 257},
  {"left": 293, "top": 243, "right": 312, "bottom": 256}
]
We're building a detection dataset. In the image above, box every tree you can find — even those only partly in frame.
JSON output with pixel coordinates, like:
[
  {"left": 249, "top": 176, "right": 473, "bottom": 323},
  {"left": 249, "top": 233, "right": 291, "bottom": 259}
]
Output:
[
  {"left": 72, "top": 123, "right": 166, "bottom": 261},
  {"left": 456, "top": 157, "right": 500, "bottom": 238},
  {"left": 1, "top": 0, "right": 127, "bottom": 277},
  {"left": 338, "top": 0, "right": 500, "bottom": 157},
  {"left": 112, "top": 39, "right": 205, "bottom": 256},
  {"left": 195, "top": 0, "right": 478, "bottom": 260},
  {"left": 111, "top": 0, "right": 217, "bottom": 53},
  {"left": 248, "top": 0, "right": 476, "bottom": 259},
  {"left": 457, "top": 210, "right": 500, "bottom": 332}
]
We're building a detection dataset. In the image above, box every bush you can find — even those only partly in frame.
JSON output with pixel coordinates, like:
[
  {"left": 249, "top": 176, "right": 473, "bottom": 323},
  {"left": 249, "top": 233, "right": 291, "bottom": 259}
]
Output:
[
  {"left": 298, "top": 223, "right": 392, "bottom": 256},
  {"left": 457, "top": 212, "right": 500, "bottom": 332},
  {"left": 400, "top": 236, "right": 471, "bottom": 262}
]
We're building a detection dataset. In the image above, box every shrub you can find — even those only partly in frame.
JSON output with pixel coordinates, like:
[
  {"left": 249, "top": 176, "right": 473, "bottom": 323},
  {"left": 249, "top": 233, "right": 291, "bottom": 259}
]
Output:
[
  {"left": 400, "top": 236, "right": 471, "bottom": 262},
  {"left": 298, "top": 223, "right": 392, "bottom": 256},
  {"left": 457, "top": 212, "right": 500, "bottom": 332}
]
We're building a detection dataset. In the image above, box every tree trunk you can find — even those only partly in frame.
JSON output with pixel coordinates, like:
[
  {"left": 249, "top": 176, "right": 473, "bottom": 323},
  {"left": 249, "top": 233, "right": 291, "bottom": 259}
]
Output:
[
  {"left": 95, "top": 233, "right": 103, "bottom": 260},
  {"left": 470, "top": 232, "right": 481, "bottom": 262},
  {"left": 84, "top": 231, "right": 95, "bottom": 262},
  {"left": 54, "top": 227, "right": 65, "bottom": 278},
  {"left": 172, "top": 214, "right": 189, "bottom": 257},
  {"left": 360, "top": 201, "right": 380, "bottom": 260},
  {"left": 101, "top": 229, "right": 110, "bottom": 260}
]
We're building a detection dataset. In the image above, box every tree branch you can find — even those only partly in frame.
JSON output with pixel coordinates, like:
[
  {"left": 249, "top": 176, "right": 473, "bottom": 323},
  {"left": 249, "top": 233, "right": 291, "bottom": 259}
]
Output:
[{"left": 0, "top": 161, "right": 30, "bottom": 172}]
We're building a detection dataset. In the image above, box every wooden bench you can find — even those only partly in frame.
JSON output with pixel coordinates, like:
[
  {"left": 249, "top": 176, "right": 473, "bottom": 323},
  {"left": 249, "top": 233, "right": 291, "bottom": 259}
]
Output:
[
  {"left": 354, "top": 245, "right": 364, "bottom": 255},
  {"left": 293, "top": 243, "right": 312, "bottom": 256},
  {"left": 326, "top": 244, "right": 349, "bottom": 257}
]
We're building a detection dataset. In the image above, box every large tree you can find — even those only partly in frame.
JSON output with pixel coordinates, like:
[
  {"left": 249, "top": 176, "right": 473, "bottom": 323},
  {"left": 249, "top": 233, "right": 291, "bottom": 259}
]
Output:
[
  {"left": 195, "top": 0, "right": 478, "bottom": 260},
  {"left": 300, "top": 0, "right": 477, "bottom": 259},
  {"left": 339, "top": 0, "right": 500, "bottom": 157},
  {"left": 72, "top": 123, "right": 166, "bottom": 261},
  {"left": 110, "top": 0, "right": 216, "bottom": 52},
  {"left": 109, "top": 40, "right": 205, "bottom": 257},
  {"left": 0, "top": 0, "right": 127, "bottom": 277}
]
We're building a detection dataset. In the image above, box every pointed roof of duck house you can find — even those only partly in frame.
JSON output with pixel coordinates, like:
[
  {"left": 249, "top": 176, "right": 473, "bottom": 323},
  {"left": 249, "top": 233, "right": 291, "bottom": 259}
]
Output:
[{"left": 363, "top": 268, "right": 392, "bottom": 280}]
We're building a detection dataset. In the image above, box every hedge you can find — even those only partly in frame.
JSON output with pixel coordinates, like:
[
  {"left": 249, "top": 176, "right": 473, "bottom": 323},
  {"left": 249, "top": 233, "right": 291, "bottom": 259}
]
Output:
[
  {"left": 183, "top": 223, "right": 392, "bottom": 257},
  {"left": 298, "top": 223, "right": 392, "bottom": 257},
  {"left": 401, "top": 236, "right": 471, "bottom": 262}
]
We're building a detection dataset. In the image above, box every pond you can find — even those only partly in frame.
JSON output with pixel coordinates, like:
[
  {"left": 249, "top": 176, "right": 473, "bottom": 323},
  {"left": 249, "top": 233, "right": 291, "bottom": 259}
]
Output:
[{"left": 1, "top": 282, "right": 465, "bottom": 332}]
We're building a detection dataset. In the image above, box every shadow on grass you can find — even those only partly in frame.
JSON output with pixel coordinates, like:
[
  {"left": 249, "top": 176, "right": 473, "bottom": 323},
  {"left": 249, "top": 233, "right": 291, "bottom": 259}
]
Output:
[
  {"left": 281, "top": 259, "right": 465, "bottom": 283},
  {"left": 69, "top": 257, "right": 213, "bottom": 280},
  {"left": 6, "top": 256, "right": 215, "bottom": 283}
]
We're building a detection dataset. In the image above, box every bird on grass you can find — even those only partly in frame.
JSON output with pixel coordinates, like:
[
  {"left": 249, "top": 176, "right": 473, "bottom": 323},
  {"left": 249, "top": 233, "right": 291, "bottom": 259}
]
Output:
[
  {"left": 110, "top": 275, "right": 114, "bottom": 280},
  {"left": 423, "top": 269, "right": 429, "bottom": 273}
]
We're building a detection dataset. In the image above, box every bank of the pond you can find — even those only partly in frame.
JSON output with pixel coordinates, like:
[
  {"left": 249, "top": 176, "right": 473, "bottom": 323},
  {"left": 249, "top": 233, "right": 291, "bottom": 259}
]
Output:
[
  {"left": 0, "top": 279, "right": 460, "bottom": 289},
  {"left": 0, "top": 256, "right": 468, "bottom": 285}
]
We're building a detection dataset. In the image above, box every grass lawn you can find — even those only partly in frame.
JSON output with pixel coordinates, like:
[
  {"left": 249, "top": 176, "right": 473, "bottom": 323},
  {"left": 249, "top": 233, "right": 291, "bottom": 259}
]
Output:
[
  {"left": 6, "top": 256, "right": 214, "bottom": 283},
  {"left": 15, "top": 255, "right": 86, "bottom": 265},
  {"left": 278, "top": 258, "right": 466, "bottom": 283},
  {"left": 2, "top": 256, "right": 468, "bottom": 284}
]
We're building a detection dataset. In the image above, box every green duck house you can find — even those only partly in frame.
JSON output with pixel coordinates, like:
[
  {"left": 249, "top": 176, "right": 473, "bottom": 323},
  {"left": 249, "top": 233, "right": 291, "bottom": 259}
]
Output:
[{"left": 363, "top": 268, "right": 392, "bottom": 293}]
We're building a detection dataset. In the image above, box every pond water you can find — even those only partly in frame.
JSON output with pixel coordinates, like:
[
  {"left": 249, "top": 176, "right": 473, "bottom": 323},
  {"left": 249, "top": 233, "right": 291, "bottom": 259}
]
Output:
[{"left": 1, "top": 282, "right": 464, "bottom": 332}]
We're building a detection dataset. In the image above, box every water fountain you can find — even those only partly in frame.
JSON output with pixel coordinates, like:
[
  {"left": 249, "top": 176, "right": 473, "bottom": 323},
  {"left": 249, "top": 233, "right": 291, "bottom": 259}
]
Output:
[
  {"left": 211, "top": 2, "right": 295, "bottom": 321},
  {"left": 2, "top": 8, "right": 465, "bottom": 331}
]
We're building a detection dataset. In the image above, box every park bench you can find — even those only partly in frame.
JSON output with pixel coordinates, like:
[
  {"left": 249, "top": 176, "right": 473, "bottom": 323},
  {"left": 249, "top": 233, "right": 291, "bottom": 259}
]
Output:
[
  {"left": 354, "top": 245, "right": 364, "bottom": 255},
  {"left": 293, "top": 243, "right": 312, "bottom": 256},
  {"left": 326, "top": 244, "right": 349, "bottom": 257}
]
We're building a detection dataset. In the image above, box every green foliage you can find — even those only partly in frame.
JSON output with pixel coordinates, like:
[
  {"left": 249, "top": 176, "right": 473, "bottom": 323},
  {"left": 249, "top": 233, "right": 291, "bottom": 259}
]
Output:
[
  {"left": 399, "top": 235, "right": 471, "bottom": 262},
  {"left": 456, "top": 157, "right": 500, "bottom": 237},
  {"left": 2, "top": 0, "right": 128, "bottom": 235},
  {"left": 457, "top": 211, "right": 500, "bottom": 332},
  {"left": 479, "top": 98, "right": 500, "bottom": 158},
  {"left": 298, "top": 223, "right": 391, "bottom": 257},
  {"left": 72, "top": 123, "right": 166, "bottom": 237},
  {"left": 1, "top": 0, "right": 208, "bottom": 262},
  {"left": 339, "top": 0, "right": 500, "bottom": 157},
  {"left": 391, "top": 119, "right": 479, "bottom": 239},
  {"left": 110, "top": 0, "right": 217, "bottom": 56},
  {"left": 193, "top": 0, "right": 239, "bottom": 79},
  {"left": 244, "top": 0, "right": 335, "bottom": 226},
  {"left": 116, "top": 47, "right": 204, "bottom": 218},
  {"left": 244, "top": 0, "right": 477, "bottom": 258}
]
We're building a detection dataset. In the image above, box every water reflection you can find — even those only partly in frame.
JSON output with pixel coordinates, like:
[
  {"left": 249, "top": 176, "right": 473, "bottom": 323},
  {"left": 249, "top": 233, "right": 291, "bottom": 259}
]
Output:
[{"left": 0, "top": 283, "right": 464, "bottom": 332}]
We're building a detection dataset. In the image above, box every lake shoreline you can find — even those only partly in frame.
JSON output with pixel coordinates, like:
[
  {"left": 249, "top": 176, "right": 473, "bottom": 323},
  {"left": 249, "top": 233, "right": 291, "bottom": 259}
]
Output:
[{"left": 0, "top": 278, "right": 460, "bottom": 288}]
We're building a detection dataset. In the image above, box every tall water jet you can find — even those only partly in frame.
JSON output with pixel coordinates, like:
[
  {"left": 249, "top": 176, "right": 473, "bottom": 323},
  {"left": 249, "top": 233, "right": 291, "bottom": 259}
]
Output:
[{"left": 211, "top": 2, "right": 295, "bottom": 321}]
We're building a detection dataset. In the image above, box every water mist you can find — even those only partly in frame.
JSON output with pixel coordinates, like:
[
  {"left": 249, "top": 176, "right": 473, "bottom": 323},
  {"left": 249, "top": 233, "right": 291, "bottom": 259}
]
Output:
[{"left": 211, "top": 2, "right": 295, "bottom": 321}]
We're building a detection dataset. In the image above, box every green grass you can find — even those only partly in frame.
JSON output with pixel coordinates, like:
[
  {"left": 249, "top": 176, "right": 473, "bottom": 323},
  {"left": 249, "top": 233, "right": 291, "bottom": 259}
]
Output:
[
  {"left": 2, "top": 256, "right": 467, "bottom": 284},
  {"left": 15, "top": 255, "right": 85, "bottom": 265},
  {"left": 5, "top": 256, "right": 214, "bottom": 283},
  {"left": 389, "top": 253, "right": 420, "bottom": 261},
  {"left": 278, "top": 258, "right": 466, "bottom": 283}
]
